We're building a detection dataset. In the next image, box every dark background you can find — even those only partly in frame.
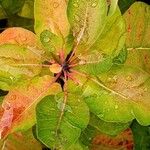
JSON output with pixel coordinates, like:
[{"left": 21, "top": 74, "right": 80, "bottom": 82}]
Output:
[{"left": 138, "top": 0, "right": 150, "bottom": 4}]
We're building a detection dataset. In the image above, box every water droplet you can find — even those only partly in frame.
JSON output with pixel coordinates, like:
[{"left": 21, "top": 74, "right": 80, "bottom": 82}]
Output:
[
  {"left": 66, "top": 105, "right": 73, "bottom": 113},
  {"left": 53, "top": 2, "right": 59, "bottom": 8},
  {"left": 77, "top": 99, "right": 81, "bottom": 102},
  {"left": 89, "top": 137, "right": 92, "bottom": 140},
  {"left": 21, "top": 37, "right": 27, "bottom": 42},
  {"left": 74, "top": 14, "right": 80, "bottom": 22},
  {"left": 115, "top": 105, "right": 118, "bottom": 109},
  {"left": 10, "top": 76, "right": 14, "bottom": 81},
  {"left": 73, "top": 3, "right": 79, "bottom": 8},
  {"left": 126, "top": 76, "right": 133, "bottom": 81},
  {"left": 51, "top": 131, "right": 55, "bottom": 135},
  {"left": 11, "top": 95, "right": 17, "bottom": 101},
  {"left": 98, "top": 113, "right": 104, "bottom": 118},
  {"left": 43, "top": 36, "right": 50, "bottom": 43},
  {"left": 91, "top": 2, "right": 98, "bottom": 8},
  {"left": 143, "top": 87, "right": 148, "bottom": 92}
]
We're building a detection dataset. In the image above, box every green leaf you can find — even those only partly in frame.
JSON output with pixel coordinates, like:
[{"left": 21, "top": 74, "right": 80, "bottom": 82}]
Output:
[
  {"left": 131, "top": 120, "right": 150, "bottom": 150},
  {"left": 76, "top": 51, "right": 113, "bottom": 75},
  {"left": 68, "top": 140, "right": 89, "bottom": 150},
  {"left": 8, "top": 15, "right": 34, "bottom": 31},
  {"left": 67, "top": 0, "right": 107, "bottom": 53},
  {"left": 82, "top": 65, "right": 150, "bottom": 125},
  {"left": 107, "top": 0, "right": 118, "bottom": 16},
  {"left": 36, "top": 94, "right": 89, "bottom": 149},
  {"left": 34, "top": 0, "right": 70, "bottom": 37},
  {"left": 90, "top": 7, "right": 126, "bottom": 57},
  {"left": 89, "top": 113, "right": 130, "bottom": 136},
  {"left": 0, "top": 4, "right": 6, "bottom": 19},
  {"left": 80, "top": 125, "right": 98, "bottom": 147},
  {"left": 113, "top": 46, "right": 128, "bottom": 64},
  {"left": 0, "top": 0, "right": 25, "bottom": 15},
  {"left": 18, "top": 0, "right": 34, "bottom": 19},
  {"left": 118, "top": 0, "right": 135, "bottom": 14},
  {"left": 40, "top": 30, "right": 63, "bottom": 53}
]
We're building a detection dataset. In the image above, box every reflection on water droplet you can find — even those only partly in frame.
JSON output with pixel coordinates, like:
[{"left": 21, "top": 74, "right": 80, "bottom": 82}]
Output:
[
  {"left": 51, "top": 131, "right": 55, "bottom": 135},
  {"left": 143, "top": 87, "right": 147, "bottom": 92},
  {"left": 73, "top": 3, "right": 79, "bottom": 8},
  {"left": 74, "top": 14, "right": 80, "bottom": 22},
  {"left": 77, "top": 99, "right": 80, "bottom": 102},
  {"left": 115, "top": 105, "right": 118, "bottom": 109},
  {"left": 53, "top": 2, "right": 59, "bottom": 8},
  {"left": 21, "top": 37, "right": 27, "bottom": 42},
  {"left": 43, "top": 36, "right": 50, "bottom": 43},
  {"left": 99, "top": 113, "right": 104, "bottom": 118},
  {"left": 126, "top": 76, "right": 133, "bottom": 81},
  {"left": 11, "top": 95, "right": 17, "bottom": 101},
  {"left": 91, "top": 2, "right": 98, "bottom": 7}
]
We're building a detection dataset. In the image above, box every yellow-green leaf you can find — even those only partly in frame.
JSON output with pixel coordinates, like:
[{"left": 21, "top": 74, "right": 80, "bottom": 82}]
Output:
[{"left": 34, "top": 0, "right": 70, "bottom": 37}]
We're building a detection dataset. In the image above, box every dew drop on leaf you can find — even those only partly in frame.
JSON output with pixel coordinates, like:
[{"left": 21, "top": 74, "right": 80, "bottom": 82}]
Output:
[
  {"left": 11, "top": 95, "right": 17, "bottom": 101},
  {"left": 99, "top": 113, "right": 104, "bottom": 118},
  {"left": 126, "top": 75, "right": 133, "bottom": 81},
  {"left": 115, "top": 105, "right": 119, "bottom": 109},
  {"left": 43, "top": 36, "right": 50, "bottom": 43},
  {"left": 53, "top": 2, "right": 59, "bottom": 8},
  {"left": 74, "top": 14, "right": 80, "bottom": 22},
  {"left": 91, "top": 1, "right": 98, "bottom": 8},
  {"left": 73, "top": 2, "right": 79, "bottom": 8}
]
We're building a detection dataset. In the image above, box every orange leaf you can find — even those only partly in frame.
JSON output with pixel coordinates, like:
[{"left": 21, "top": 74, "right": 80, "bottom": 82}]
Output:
[
  {"left": 0, "top": 27, "right": 41, "bottom": 48},
  {"left": 0, "top": 75, "right": 61, "bottom": 139}
]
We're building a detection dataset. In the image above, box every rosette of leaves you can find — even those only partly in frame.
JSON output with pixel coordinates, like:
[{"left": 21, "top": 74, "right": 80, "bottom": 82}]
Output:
[{"left": 0, "top": 0, "right": 150, "bottom": 150}]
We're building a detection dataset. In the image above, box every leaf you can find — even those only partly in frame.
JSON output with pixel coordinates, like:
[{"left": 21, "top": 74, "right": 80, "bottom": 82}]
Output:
[
  {"left": 80, "top": 125, "right": 98, "bottom": 148},
  {"left": 18, "top": 0, "right": 34, "bottom": 19},
  {"left": 118, "top": 0, "right": 135, "bottom": 14},
  {"left": 107, "top": 0, "right": 118, "bottom": 16},
  {"left": 40, "top": 30, "right": 63, "bottom": 53},
  {"left": 90, "top": 7, "right": 126, "bottom": 57},
  {"left": 67, "top": 0, "right": 107, "bottom": 52},
  {"left": 34, "top": 0, "right": 70, "bottom": 37},
  {"left": 7, "top": 15, "right": 34, "bottom": 31},
  {"left": 124, "top": 2, "right": 150, "bottom": 49},
  {"left": 68, "top": 140, "right": 89, "bottom": 150},
  {"left": 0, "top": 44, "right": 41, "bottom": 90},
  {"left": 113, "top": 46, "right": 128, "bottom": 64},
  {"left": 0, "top": 75, "right": 61, "bottom": 139},
  {"left": 89, "top": 113, "right": 130, "bottom": 136},
  {"left": 131, "top": 120, "right": 150, "bottom": 150},
  {"left": 82, "top": 65, "right": 150, "bottom": 125},
  {"left": 0, "top": 27, "right": 44, "bottom": 90},
  {"left": 36, "top": 94, "right": 89, "bottom": 149},
  {"left": 0, "top": 27, "right": 41, "bottom": 48},
  {"left": 0, "top": 4, "right": 6, "bottom": 19},
  {"left": 124, "top": 2, "right": 150, "bottom": 74},
  {"left": 0, "top": 129, "right": 42, "bottom": 150},
  {"left": 0, "top": 0, "right": 25, "bottom": 15},
  {"left": 92, "top": 128, "right": 134, "bottom": 150},
  {"left": 76, "top": 51, "right": 113, "bottom": 75}
]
